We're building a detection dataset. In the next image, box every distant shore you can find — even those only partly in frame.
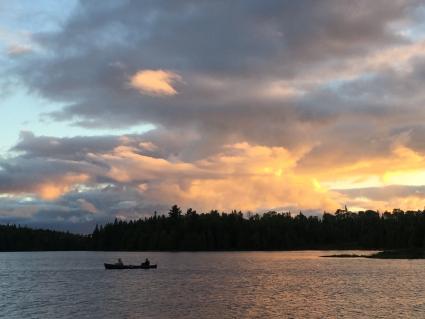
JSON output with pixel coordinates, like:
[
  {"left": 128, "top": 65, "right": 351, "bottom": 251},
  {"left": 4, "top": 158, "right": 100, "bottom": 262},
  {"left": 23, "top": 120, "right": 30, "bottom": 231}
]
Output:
[
  {"left": 322, "top": 249, "right": 425, "bottom": 259},
  {"left": 1, "top": 248, "right": 424, "bottom": 259},
  {"left": 3, "top": 207, "right": 425, "bottom": 252}
]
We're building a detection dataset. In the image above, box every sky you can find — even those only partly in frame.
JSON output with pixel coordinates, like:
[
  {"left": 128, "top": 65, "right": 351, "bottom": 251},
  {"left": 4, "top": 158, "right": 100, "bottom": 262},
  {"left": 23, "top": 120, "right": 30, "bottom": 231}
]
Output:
[{"left": 2, "top": 0, "right": 425, "bottom": 233}]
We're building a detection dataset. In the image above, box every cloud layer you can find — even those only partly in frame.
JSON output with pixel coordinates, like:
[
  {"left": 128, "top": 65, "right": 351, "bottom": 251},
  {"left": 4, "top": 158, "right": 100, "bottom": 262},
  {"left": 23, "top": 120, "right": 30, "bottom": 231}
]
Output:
[{"left": 3, "top": 0, "right": 425, "bottom": 231}]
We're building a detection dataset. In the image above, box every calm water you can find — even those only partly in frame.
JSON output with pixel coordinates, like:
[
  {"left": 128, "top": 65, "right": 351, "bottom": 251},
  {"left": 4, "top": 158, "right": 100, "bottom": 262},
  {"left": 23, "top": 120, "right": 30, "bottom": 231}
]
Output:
[{"left": 1, "top": 251, "right": 425, "bottom": 318}]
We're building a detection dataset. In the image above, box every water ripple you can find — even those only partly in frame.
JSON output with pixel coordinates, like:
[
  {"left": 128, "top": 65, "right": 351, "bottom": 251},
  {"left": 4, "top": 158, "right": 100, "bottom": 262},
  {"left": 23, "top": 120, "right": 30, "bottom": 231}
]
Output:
[{"left": 1, "top": 251, "right": 424, "bottom": 318}]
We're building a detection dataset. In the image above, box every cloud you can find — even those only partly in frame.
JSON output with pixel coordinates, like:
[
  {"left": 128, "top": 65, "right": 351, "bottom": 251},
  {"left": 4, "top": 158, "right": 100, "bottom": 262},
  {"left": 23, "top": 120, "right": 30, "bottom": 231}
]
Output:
[
  {"left": 3, "top": 1, "right": 425, "bottom": 230},
  {"left": 13, "top": 0, "right": 420, "bottom": 129},
  {"left": 7, "top": 44, "right": 32, "bottom": 56},
  {"left": 0, "top": 155, "right": 92, "bottom": 200},
  {"left": 76, "top": 198, "right": 97, "bottom": 213},
  {"left": 129, "top": 69, "right": 181, "bottom": 96},
  {"left": 1, "top": 132, "right": 342, "bottom": 215},
  {"left": 338, "top": 185, "right": 425, "bottom": 212},
  {"left": 37, "top": 174, "right": 90, "bottom": 200},
  {"left": 4, "top": 129, "right": 425, "bottom": 230}
]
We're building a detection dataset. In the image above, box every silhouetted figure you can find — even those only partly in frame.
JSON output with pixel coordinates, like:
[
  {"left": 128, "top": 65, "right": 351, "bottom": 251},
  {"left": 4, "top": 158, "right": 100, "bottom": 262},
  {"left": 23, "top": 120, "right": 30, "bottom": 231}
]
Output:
[
  {"left": 142, "top": 258, "right": 150, "bottom": 267},
  {"left": 116, "top": 258, "right": 123, "bottom": 266}
]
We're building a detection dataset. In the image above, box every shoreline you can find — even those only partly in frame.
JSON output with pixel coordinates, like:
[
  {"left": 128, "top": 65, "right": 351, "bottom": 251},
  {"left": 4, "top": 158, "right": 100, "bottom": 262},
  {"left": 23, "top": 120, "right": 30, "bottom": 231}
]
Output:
[
  {"left": 322, "top": 249, "right": 425, "bottom": 259},
  {"left": 0, "top": 248, "right": 383, "bottom": 253},
  {"left": 0, "top": 248, "right": 387, "bottom": 253},
  {"left": 1, "top": 249, "right": 424, "bottom": 259}
]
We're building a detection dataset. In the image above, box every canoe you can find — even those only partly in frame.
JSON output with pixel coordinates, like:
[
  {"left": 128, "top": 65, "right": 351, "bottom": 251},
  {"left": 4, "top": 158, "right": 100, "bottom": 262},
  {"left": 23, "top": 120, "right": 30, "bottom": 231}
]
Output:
[{"left": 104, "top": 263, "right": 157, "bottom": 269}]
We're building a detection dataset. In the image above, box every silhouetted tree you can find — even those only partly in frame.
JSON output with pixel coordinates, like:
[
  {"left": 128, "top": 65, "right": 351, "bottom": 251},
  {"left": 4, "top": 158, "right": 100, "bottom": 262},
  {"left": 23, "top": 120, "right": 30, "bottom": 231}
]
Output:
[
  {"left": 3, "top": 206, "right": 425, "bottom": 251},
  {"left": 169, "top": 205, "right": 182, "bottom": 219}
]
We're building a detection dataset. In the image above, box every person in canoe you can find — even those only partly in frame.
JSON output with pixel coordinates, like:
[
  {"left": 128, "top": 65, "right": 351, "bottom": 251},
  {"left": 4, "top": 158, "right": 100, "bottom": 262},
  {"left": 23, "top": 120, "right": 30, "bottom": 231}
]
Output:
[
  {"left": 141, "top": 258, "right": 150, "bottom": 267},
  {"left": 116, "top": 258, "right": 124, "bottom": 266}
]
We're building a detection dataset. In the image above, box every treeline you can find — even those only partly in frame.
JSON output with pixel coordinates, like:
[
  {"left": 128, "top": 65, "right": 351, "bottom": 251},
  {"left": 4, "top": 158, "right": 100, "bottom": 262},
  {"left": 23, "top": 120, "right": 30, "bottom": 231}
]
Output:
[
  {"left": 0, "top": 224, "right": 89, "bottom": 251},
  {"left": 2, "top": 206, "right": 425, "bottom": 251},
  {"left": 91, "top": 206, "right": 425, "bottom": 251}
]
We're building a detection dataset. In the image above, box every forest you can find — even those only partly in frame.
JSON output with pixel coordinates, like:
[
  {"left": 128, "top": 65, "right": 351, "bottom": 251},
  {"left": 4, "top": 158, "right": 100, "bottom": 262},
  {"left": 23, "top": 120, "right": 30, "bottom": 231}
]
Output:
[
  {"left": 0, "top": 224, "right": 89, "bottom": 251},
  {"left": 2, "top": 206, "right": 425, "bottom": 251}
]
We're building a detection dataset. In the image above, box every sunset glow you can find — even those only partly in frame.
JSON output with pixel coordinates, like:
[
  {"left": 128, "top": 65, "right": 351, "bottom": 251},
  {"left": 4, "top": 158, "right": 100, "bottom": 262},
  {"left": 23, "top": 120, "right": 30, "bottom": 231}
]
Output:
[
  {"left": 130, "top": 70, "right": 181, "bottom": 96},
  {"left": 2, "top": 0, "right": 425, "bottom": 231}
]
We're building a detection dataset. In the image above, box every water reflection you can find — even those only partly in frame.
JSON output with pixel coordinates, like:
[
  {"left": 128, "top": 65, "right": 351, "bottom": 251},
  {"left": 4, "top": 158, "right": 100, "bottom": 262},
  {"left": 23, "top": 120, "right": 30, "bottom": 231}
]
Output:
[{"left": 1, "top": 251, "right": 424, "bottom": 318}]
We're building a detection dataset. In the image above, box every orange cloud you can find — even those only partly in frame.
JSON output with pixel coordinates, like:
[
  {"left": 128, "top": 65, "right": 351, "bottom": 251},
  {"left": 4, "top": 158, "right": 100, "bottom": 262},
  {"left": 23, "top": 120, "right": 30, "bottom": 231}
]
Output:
[
  {"left": 313, "top": 143, "right": 425, "bottom": 190},
  {"left": 93, "top": 142, "right": 343, "bottom": 212},
  {"left": 6, "top": 138, "right": 425, "bottom": 213},
  {"left": 95, "top": 140, "right": 425, "bottom": 213},
  {"left": 129, "top": 69, "right": 181, "bottom": 96},
  {"left": 167, "top": 143, "right": 342, "bottom": 211},
  {"left": 98, "top": 145, "right": 201, "bottom": 183},
  {"left": 342, "top": 193, "right": 425, "bottom": 213},
  {"left": 37, "top": 174, "right": 90, "bottom": 200}
]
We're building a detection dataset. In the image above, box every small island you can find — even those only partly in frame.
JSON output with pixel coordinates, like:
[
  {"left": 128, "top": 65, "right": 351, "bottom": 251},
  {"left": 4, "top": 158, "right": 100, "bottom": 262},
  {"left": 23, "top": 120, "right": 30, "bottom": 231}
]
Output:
[{"left": 322, "top": 249, "right": 425, "bottom": 259}]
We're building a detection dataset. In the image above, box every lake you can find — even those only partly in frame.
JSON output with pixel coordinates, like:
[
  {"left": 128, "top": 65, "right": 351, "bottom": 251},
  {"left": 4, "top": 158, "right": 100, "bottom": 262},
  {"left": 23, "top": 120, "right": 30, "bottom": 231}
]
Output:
[{"left": 1, "top": 251, "right": 425, "bottom": 318}]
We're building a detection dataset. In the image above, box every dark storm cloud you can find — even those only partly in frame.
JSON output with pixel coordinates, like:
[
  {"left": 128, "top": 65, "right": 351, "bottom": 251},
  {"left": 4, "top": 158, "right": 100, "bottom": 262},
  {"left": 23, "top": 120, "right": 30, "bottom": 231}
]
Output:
[
  {"left": 33, "top": 0, "right": 408, "bottom": 75},
  {"left": 14, "top": 0, "right": 421, "bottom": 134}
]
